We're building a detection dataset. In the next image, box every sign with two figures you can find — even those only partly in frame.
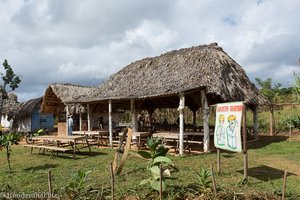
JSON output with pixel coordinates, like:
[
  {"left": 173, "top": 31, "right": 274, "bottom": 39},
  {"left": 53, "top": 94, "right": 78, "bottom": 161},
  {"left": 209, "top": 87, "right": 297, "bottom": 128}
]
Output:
[{"left": 214, "top": 102, "right": 244, "bottom": 152}]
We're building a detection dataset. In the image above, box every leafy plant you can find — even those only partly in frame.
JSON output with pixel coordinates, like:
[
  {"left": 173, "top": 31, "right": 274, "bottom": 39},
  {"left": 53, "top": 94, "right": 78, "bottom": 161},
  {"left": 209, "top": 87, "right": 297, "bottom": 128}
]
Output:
[
  {"left": 236, "top": 177, "right": 248, "bottom": 187},
  {"left": 62, "top": 170, "right": 92, "bottom": 199},
  {"left": 284, "top": 115, "right": 300, "bottom": 130},
  {"left": 0, "top": 132, "right": 20, "bottom": 173},
  {"left": 292, "top": 72, "right": 300, "bottom": 103},
  {"left": 138, "top": 137, "right": 172, "bottom": 192},
  {"left": 196, "top": 168, "right": 212, "bottom": 194},
  {"left": 255, "top": 77, "right": 281, "bottom": 135},
  {"left": 138, "top": 137, "right": 169, "bottom": 166}
]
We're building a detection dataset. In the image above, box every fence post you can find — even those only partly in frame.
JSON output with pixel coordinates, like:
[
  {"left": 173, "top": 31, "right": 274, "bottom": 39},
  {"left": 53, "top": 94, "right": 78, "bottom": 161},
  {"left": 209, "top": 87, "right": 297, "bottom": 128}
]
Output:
[
  {"left": 282, "top": 170, "right": 287, "bottom": 200},
  {"left": 110, "top": 163, "right": 115, "bottom": 200},
  {"left": 160, "top": 164, "right": 163, "bottom": 200},
  {"left": 48, "top": 170, "right": 52, "bottom": 199},
  {"left": 211, "top": 165, "right": 217, "bottom": 198}
]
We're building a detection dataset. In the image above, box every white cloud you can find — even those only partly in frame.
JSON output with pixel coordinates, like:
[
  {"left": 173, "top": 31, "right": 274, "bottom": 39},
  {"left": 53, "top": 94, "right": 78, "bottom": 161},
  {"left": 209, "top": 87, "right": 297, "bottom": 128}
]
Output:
[
  {"left": 0, "top": 0, "right": 300, "bottom": 101},
  {"left": 274, "top": 65, "right": 300, "bottom": 80},
  {"left": 57, "top": 62, "right": 104, "bottom": 80},
  {"left": 125, "top": 20, "right": 178, "bottom": 52}
]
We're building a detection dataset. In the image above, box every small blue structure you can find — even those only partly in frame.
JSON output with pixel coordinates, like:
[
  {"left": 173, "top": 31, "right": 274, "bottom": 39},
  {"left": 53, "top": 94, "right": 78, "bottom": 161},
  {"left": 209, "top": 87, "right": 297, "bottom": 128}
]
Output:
[{"left": 15, "top": 97, "right": 54, "bottom": 132}]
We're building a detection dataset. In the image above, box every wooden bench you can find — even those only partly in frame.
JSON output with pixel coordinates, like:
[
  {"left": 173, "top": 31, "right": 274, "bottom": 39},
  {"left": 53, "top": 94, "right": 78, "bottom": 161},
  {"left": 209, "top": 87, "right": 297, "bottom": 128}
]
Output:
[{"left": 23, "top": 144, "right": 69, "bottom": 155}]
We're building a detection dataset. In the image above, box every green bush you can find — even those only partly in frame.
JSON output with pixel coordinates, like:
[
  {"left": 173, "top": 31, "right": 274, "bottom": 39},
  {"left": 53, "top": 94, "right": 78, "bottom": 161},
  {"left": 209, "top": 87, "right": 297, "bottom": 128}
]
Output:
[{"left": 284, "top": 115, "right": 300, "bottom": 130}]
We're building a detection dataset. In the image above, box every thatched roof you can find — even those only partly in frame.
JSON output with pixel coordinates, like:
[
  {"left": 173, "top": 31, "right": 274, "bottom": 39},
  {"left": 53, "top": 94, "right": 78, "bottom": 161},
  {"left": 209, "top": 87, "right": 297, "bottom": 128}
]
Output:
[
  {"left": 73, "top": 43, "right": 266, "bottom": 109},
  {"left": 41, "top": 83, "right": 96, "bottom": 114},
  {"left": 14, "top": 97, "right": 42, "bottom": 119},
  {"left": 2, "top": 92, "right": 19, "bottom": 117}
]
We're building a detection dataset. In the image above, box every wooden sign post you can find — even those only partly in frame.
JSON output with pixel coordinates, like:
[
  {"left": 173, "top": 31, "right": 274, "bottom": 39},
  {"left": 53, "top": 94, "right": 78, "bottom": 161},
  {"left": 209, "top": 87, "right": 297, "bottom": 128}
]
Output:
[
  {"left": 214, "top": 102, "right": 248, "bottom": 180},
  {"left": 242, "top": 103, "right": 248, "bottom": 180}
]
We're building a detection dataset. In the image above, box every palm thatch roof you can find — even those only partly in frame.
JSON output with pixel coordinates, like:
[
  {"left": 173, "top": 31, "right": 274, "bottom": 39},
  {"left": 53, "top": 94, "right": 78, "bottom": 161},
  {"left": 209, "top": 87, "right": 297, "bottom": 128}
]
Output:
[
  {"left": 41, "top": 83, "right": 96, "bottom": 114},
  {"left": 72, "top": 43, "right": 266, "bottom": 110},
  {"left": 14, "top": 97, "right": 42, "bottom": 119}
]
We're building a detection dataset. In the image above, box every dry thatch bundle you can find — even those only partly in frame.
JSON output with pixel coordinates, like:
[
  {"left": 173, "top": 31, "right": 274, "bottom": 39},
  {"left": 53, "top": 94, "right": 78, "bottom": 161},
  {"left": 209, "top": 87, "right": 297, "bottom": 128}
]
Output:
[
  {"left": 72, "top": 43, "right": 266, "bottom": 110},
  {"left": 1, "top": 92, "right": 19, "bottom": 120},
  {"left": 41, "top": 83, "right": 96, "bottom": 114}
]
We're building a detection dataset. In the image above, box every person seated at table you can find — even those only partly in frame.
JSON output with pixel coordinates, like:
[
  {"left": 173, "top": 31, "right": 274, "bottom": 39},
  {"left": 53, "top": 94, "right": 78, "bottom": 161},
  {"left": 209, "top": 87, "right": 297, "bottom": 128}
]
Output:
[
  {"left": 82, "top": 122, "right": 88, "bottom": 131},
  {"left": 98, "top": 117, "right": 104, "bottom": 130}
]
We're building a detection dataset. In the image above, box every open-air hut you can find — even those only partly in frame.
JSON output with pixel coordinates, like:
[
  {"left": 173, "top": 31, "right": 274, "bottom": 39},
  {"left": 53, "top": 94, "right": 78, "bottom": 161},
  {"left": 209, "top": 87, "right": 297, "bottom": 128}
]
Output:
[
  {"left": 14, "top": 97, "right": 54, "bottom": 132},
  {"left": 72, "top": 43, "right": 267, "bottom": 154},
  {"left": 40, "top": 83, "right": 96, "bottom": 135}
]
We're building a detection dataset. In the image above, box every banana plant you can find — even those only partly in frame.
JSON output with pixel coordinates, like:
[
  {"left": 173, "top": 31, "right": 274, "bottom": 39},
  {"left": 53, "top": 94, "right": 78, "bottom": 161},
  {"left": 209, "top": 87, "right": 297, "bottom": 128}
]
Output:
[
  {"left": 138, "top": 137, "right": 172, "bottom": 191},
  {"left": 0, "top": 132, "right": 20, "bottom": 173}
]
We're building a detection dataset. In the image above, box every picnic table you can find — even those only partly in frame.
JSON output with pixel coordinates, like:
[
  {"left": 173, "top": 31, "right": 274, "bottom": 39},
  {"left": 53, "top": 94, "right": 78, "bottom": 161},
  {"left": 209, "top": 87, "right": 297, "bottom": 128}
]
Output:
[
  {"left": 117, "top": 131, "right": 151, "bottom": 149},
  {"left": 23, "top": 135, "right": 91, "bottom": 159},
  {"left": 153, "top": 131, "right": 206, "bottom": 153},
  {"left": 73, "top": 130, "right": 109, "bottom": 146},
  {"left": 133, "top": 131, "right": 151, "bottom": 149}
]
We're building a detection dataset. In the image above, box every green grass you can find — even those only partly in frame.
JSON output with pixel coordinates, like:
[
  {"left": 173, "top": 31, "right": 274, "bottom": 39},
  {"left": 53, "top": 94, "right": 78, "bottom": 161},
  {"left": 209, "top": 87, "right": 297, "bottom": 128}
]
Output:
[{"left": 0, "top": 136, "right": 300, "bottom": 199}]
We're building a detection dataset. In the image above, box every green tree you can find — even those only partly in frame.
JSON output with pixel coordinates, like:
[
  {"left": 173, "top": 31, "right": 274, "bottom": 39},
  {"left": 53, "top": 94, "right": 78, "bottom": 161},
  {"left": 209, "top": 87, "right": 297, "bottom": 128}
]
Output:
[
  {"left": 255, "top": 77, "right": 281, "bottom": 135},
  {"left": 0, "top": 133, "right": 20, "bottom": 173},
  {"left": 292, "top": 72, "right": 300, "bottom": 103},
  {"left": 0, "top": 59, "right": 21, "bottom": 125}
]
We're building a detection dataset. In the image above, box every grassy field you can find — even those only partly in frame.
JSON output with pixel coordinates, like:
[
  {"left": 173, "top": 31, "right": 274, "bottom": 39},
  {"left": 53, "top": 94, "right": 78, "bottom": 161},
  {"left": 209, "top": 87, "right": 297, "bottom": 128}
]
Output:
[{"left": 0, "top": 134, "right": 300, "bottom": 199}]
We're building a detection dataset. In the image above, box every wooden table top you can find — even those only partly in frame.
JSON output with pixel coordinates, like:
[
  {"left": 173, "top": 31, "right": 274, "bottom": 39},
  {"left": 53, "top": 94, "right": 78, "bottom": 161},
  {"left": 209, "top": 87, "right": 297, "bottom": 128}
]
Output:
[{"left": 31, "top": 135, "right": 86, "bottom": 142}]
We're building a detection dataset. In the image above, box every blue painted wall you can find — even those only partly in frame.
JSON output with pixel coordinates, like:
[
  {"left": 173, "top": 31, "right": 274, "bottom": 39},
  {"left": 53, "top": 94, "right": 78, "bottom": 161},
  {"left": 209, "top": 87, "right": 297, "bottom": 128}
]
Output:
[{"left": 31, "top": 109, "right": 54, "bottom": 131}]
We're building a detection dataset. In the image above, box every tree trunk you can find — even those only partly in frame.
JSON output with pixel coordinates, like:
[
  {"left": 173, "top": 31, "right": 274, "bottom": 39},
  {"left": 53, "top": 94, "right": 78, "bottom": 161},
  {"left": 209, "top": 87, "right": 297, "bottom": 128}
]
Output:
[
  {"left": 6, "top": 145, "right": 11, "bottom": 173},
  {"left": 269, "top": 106, "right": 275, "bottom": 136},
  {"left": 0, "top": 84, "right": 6, "bottom": 125}
]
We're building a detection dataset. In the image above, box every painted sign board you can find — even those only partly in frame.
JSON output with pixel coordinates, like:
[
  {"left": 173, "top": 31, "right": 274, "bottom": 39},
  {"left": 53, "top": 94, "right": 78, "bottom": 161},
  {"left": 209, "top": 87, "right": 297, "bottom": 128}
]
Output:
[{"left": 214, "top": 102, "right": 244, "bottom": 152}]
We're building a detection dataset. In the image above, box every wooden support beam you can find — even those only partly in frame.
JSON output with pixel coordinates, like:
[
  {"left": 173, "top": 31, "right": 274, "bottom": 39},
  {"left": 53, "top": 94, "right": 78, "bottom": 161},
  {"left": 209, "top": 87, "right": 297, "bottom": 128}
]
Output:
[
  {"left": 179, "top": 94, "right": 185, "bottom": 156},
  {"left": 87, "top": 104, "right": 91, "bottom": 131},
  {"left": 201, "top": 90, "right": 210, "bottom": 153},
  {"left": 243, "top": 103, "right": 248, "bottom": 180},
  {"left": 109, "top": 99, "right": 113, "bottom": 147}
]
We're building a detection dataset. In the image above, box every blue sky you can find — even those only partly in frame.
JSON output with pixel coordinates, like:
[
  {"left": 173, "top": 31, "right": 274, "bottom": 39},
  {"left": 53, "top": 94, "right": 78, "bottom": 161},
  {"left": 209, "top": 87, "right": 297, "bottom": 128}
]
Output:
[{"left": 0, "top": 0, "right": 299, "bottom": 102}]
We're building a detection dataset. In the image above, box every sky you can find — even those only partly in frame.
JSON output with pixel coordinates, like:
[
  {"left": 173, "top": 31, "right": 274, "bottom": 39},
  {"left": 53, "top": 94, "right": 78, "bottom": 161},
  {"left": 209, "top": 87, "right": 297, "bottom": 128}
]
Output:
[{"left": 0, "top": 0, "right": 299, "bottom": 102}]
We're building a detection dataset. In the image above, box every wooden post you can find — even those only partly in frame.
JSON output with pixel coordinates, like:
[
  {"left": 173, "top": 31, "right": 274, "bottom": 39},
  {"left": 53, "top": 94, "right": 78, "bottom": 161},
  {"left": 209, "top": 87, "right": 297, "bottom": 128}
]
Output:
[
  {"left": 289, "top": 125, "right": 292, "bottom": 139},
  {"left": 48, "top": 170, "right": 52, "bottom": 198},
  {"left": 160, "top": 164, "right": 163, "bottom": 200},
  {"left": 253, "top": 107, "right": 259, "bottom": 140},
  {"left": 243, "top": 103, "right": 248, "bottom": 180},
  {"left": 269, "top": 104, "right": 275, "bottom": 136},
  {"left": 79, "top": 112, "right": 82, "bottom": 131},
  {"left": 269, "top": 111, "right": 273, "bottom": 136},
  {"left": 110, "top": 162, "right": 115, "bottom": 200},
  {"left": 109, "top": 100, "right": 113, "bottom": 147},
  {"left": 178, "top": 94, "right": 185, "bottom": 156},
  {"left": 211, "top": 165, "right": 217, "bottom": 198},
  {"left": 192, "top": 110, "right": 197, "bottom": 131},
  {"left": 282, "top": 170, "right": 287, "bottom": 200},
  {"left": 110, "top": 163, "right": 115, "bottom": 200},
  {"left": 130, "top": 99, "right": 137, "bottom": 134},
  {"left": 201, "top": 90, "right": 210, "bottom": 153},
  {"left": 66, "top": 105, "right": 69, "bottom": 135},
  {"left": 217, "top": 149, "right": 221, "bottom": 173},
  {"left": 87, "top": 104, "right": 91, "bottom": 131}
]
